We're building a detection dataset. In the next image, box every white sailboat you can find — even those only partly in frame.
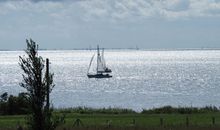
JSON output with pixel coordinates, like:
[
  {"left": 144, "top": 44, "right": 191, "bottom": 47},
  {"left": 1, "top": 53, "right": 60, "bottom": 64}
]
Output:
[{"left": 87, "top": 45, "right": 112, "bottom": 78}]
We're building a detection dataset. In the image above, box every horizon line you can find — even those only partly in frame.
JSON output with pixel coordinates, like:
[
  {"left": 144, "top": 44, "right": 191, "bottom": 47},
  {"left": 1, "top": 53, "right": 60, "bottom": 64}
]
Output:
[{"left": 1, "top": 47, "right": 220, "bottom": 51}]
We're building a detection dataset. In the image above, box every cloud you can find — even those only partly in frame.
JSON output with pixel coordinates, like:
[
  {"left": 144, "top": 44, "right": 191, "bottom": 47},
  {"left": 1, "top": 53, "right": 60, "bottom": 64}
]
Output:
[
  {"left": 0, "top": 0, "right": 220, "bottom": 50},
  {"left": 79, "top": 0, "right": 220, "bottom": 21},
  {"left": 0, "top": 0, "right": 220, "bottom": 22},
  {"left": 0, "top": 0, "right": 82, "bottom": 2}
]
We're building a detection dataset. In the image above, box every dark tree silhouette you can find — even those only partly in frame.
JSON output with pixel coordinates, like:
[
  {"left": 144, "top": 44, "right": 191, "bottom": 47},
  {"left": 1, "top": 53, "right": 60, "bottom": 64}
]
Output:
[
  {"left": 0, "top": 92, "right": 8, "bottom": 102},
  {"left": 0, "top": 92, "right": 29, "bottom": 115},
  {"left": 19, "top": 39, "right": 55, "bottom": 130}
]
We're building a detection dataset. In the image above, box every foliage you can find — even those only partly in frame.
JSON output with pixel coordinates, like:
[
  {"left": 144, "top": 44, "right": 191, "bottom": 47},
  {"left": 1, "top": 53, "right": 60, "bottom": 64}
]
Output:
[
  {"left": 19, "top": 39, "right": 63, "bottom": 130},
  {"left": 0, "top": 92, "right": 29, "bottom": 115},
  {"left": 57, "top": 107, "right": 136, "bottom": 115},
  {"left": 141, "top": 105, "right": 219, "bottom": 114}
]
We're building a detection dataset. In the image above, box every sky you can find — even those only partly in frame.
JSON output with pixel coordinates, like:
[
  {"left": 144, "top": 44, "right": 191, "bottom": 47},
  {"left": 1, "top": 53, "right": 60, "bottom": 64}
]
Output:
[{"left": 0, "top": 0, "right": 220, "bottom": 50}]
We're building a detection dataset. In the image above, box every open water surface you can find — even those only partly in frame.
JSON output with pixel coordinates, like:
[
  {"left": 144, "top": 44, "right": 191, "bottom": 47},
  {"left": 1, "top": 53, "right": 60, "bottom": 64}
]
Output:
[{"left": 0, "top": 50, "right": 220, "bottom": 111}]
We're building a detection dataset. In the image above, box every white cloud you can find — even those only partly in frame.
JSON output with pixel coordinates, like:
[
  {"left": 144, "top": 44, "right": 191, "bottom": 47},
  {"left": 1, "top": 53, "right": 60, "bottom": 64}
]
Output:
[
  {"left": 0, "top": 0, "right": 220, "bottom": 22},
  {"left": 0, "top": 0, "right": 220, "bottom": 49},
  {"left": 79, "top": 0, "right": 220, "bottom": 21}
]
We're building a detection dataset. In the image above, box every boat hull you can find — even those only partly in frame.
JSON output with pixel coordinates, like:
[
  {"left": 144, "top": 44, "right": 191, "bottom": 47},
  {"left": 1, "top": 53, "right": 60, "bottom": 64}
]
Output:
[
  {"left": 104, "top": 68, "right": 112, "bottom": 73},
  {"left": 87, "top": 73, "right": 112, "bottom": 78},
  {"left": 105, "top": 70, "right": 112, "bottom": 73}
]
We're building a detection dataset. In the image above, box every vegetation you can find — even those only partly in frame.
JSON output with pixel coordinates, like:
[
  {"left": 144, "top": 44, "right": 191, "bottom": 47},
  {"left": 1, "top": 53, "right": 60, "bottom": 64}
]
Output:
[
  {"left": 0, "top": 92, "right": 29, "bottom": 115},
  {"left": 18, "top": 39, "right": 63, "bottom": 130},
  {"left": 56, "top": 107, "right": 136, "bottom": 114},
  {"left": 1, "top": 112, "right": 220, "bottom": 130},
  {"left": 1, "top": 94, "right": 220, "bottom": 116},
  {"left": 1, "top": 95, "right": 220, "bottom": 130},
  {"left": 142, "top": 106, "right": 219, "bottom": 114},
  {"left": 55, "top": 106, "right": 220, "bottom": 115}
]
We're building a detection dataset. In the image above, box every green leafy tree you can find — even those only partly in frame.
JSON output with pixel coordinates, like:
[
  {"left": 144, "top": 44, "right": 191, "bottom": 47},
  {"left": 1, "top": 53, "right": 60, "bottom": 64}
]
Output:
[{"left": 19, "top": 39, "right": 58, "bottom": 130}]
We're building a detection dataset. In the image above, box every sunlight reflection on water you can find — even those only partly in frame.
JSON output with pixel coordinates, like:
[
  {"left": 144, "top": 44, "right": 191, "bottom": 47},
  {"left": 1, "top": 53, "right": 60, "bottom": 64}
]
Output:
[{"left": 0, "top": 50, "right": 220, "bottom": 111}]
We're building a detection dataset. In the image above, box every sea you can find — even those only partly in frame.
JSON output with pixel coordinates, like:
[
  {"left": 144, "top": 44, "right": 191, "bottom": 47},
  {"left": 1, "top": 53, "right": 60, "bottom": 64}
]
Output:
[{"left": 0, "top": 50, "right": 220, "bottom": 111}]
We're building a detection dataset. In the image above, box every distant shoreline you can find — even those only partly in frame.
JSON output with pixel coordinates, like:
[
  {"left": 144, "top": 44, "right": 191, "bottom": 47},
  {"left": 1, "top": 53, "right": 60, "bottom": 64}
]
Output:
[{"left": 1, "top": 48, "right": 220, "bottom": 51}]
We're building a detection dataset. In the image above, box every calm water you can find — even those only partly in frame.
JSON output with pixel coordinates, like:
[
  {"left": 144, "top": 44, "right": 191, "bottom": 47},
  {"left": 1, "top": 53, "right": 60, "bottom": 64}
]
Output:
[{"left": 0, "top": 50, "right": 220, "bottom": 111}]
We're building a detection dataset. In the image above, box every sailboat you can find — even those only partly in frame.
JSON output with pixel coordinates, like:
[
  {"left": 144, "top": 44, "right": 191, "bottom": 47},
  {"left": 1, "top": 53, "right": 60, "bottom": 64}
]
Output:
[{"left": 87, "top": 46, "right": 112, "bottom": 78}]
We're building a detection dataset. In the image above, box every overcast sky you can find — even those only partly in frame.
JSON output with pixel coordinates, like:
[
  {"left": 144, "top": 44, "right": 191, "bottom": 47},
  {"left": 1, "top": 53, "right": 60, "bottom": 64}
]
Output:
[{"left": 0, "top": 0, "right": 220, "bottom": 50}]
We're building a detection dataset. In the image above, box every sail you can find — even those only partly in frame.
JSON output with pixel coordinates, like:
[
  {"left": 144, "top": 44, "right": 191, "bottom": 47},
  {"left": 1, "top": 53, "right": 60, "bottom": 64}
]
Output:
[
  {"left": 97, "top": 46, "right": 105, "bottom": 73},
  {"left": 87, "top": 45, "right": 112, "bottom": 78},
  {"left": 87, "top": 53, "right": 95, "bottom": 74},
  {"left": 97, "top": 54, "right": 105, "bottom": 73},
  {"left": 101, "top": 48, "right": 107, "bottom": 69}
]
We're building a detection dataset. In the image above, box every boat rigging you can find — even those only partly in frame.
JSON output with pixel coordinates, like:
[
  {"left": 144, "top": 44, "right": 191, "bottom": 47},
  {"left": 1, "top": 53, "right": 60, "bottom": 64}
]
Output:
[{"left": 87, "top": 45, "right": 112, "bottom": 78}]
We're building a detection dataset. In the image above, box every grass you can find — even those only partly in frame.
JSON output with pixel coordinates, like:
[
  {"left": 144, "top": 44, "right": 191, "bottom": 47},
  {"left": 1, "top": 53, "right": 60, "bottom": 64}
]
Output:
[
  {"left": 1, "top": 113, "right": 220, "bottom": 130},
  {"left": 1, "top": 106, "right": 220, "bottom": 130},
  {"left": 0, "top": 115, "right": 26, "bottom": 129}
]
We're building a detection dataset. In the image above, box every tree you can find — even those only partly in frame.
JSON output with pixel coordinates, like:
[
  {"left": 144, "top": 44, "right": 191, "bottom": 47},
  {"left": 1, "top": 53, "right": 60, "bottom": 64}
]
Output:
[
  {"left": 0, "top": 92, "right": 29, "bottom": 115},
  {"left": 0, "top": 92, "right": 8, "bottom": 102},
  {"left": 19, "top": 39, "right": 55, "bottom": 130},
  {"left": 0, "top": 92, "right": 8, "bottom": 115}
]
